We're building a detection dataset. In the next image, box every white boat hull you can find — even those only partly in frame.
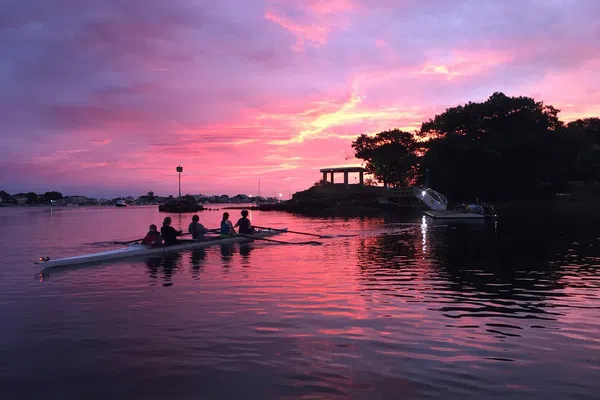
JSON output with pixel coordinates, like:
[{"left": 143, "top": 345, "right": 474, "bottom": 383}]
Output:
[
  {"left": 424, "top": 210, "right": 485, "bottom": 219},
  {"left": 36, "top": 229, "right": 286, "bottom": 268}
]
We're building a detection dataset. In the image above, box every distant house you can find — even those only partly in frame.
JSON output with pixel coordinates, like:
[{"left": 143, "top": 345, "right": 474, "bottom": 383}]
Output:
[
  {"left": 232, "top": 194, "right": 251, "bottom": 203},
  {"left": 0, "top": 191, "right": 16, "bottom": 205},
  {"left": 14, "top": 196, "right": 28, "bottom": 205},
  {"left": 58, "top": 196, "right": 96, "bottom": 206}
]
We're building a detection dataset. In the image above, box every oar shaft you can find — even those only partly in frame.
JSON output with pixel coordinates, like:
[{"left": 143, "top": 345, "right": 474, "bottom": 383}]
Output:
[
  {"left": 254, "top": 226, "right": 323, "bottom": 238},
  {"left": 228, "top": 233, "right": 321, "bottom": 246},
  {"left": 115, "top": 231, "right": 195, "bottom": 245},
  {"left": 238, "top": 234, "right": 289, "bottom": 244}
]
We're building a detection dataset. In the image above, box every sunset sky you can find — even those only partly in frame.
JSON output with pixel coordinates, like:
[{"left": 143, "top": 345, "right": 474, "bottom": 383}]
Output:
[{"left": 1, "top": 0, "right": 599, "bottom": 198}]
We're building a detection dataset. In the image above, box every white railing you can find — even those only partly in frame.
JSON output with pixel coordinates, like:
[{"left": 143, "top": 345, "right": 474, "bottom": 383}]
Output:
[
  {"left": 414, "top": 187, "right": 447, "bottom": 210},
  {"left": 385, "top": 186, "right": 448, "bottom": 210}
]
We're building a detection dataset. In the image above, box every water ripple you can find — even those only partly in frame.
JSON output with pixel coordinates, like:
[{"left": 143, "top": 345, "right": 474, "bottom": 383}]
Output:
[{"left": 0, "top": 207, "right": 599, "bottom": 398}]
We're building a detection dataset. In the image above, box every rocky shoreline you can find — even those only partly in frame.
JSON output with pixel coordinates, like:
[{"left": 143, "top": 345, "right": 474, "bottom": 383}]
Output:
[
  {"left": 254, "top": 183, "right": 600, "bottom": 217},
  {"left": 253, "top": 185, "right": 423, "bottom": 216},
  {"left": 158, "top": 196, "right": 204, "bottom": 213}
]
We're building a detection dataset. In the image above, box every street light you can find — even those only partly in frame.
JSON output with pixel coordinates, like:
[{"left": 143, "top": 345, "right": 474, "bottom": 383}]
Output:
[{"left": 176, "top": 166, "right": 183, "bottom": 198}]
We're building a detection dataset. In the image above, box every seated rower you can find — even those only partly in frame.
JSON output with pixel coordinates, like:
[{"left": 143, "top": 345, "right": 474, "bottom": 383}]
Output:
[
  {"left": 189, "top": 215, "right": 209, "bottom": 241},
  {"left": 161, "top": 217, "right": 183, "bottom": 245},
  {"left": 141, "top": 224, "right": 162, "bottom": 247},
  {"left": 220, "top": 212, "right": 236, "bottom": 237},
  {"left": 234, "top": 209, "right": 255, "bottom": 234}
]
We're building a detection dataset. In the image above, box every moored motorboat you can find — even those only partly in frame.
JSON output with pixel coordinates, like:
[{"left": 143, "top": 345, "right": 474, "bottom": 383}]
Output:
[
  {"left": 115, "top": 199, "right": 127, "bottom": 207},
  {"left": 424, "top": 210, "right": 485, "bottom": 219},
  {"left": 36, "top": 228, "right": 287, "bottom": 269}
]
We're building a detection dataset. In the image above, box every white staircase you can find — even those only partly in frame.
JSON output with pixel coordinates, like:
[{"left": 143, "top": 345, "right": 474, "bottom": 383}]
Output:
[
  {"left": 384, "top": 187, "right": 448, "bottom": 210},
  {"left": 414, "top": 187, "right": 447, "bottom": 210}
]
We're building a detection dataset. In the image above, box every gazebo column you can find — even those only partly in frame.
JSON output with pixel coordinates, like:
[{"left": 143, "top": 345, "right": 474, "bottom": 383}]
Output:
[
  {"left": 322, "top": 171, "right": 327, "bottom": 183},
  {"left": 344, "top": 171, "right": 349, "bottom": 185},
  {"left": 359, "top": 171, "right": 364, "bottom": 185},
  {"left": 330, "top": 172, "right": 334, "bottom": 184}
]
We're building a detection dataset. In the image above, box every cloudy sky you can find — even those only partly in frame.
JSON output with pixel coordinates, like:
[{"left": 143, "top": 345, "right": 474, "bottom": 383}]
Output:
[{"left": 1, "top": 0, "right": 599, "bottom": 197}]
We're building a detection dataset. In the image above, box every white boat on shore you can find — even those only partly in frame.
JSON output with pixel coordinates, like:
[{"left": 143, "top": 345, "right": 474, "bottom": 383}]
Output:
[
  {"left": 36, "top": 228, "right": 287, "bottom": 269},
  {"left": 115, "top": 199, "right": 127, "bottom": 207},
  {"left": 424, "top": 210, "right": 485, "bottom": 219}
]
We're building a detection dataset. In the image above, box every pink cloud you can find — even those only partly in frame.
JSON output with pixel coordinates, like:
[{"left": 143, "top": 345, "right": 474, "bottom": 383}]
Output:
[
  {"left": 417, "top": 50, "right": 515, "bottom": 80},
  {"left": 307, "top": 0, "right": 356, "bottom": 14},
  {"left": 264, "top": 0, "right": 354, "bottom": 51},
  {"left": 92, "top": 139, "right": 112, "bottom": 146},
  {"left": 1, "top": 0, "right": 599, "bottom": 197},
  {"left": 264, "top": 11, "right": 332, "bottom": 52}
]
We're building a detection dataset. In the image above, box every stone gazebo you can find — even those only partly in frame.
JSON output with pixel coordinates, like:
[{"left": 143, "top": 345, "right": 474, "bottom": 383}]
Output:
[{"left": 320, "top": 166, "right": 367, "bottom": 185}]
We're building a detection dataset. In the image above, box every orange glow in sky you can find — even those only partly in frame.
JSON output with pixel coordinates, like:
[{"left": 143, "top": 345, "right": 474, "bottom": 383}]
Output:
[{"left": 1, "top": 0, "right": 599, "bottom": 197}]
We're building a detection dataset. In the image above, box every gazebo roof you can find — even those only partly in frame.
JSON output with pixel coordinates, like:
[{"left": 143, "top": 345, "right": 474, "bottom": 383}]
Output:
[{"left": 319, "top": 166, "right": 366, "bottom": 173}]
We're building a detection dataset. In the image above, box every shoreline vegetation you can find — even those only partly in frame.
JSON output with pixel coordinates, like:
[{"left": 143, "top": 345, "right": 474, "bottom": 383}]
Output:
[
  {"left": 3, "top": 93, "right": 598, "bottom": 217},
  {"left": 264, "top": 92, "right": 600, "bottom": 216},
  {"left": 251, "top": 182, "right": 600, "bottom": 217},
  {"left": 0, "top": 191, "right": 281, "bottom": 209}
]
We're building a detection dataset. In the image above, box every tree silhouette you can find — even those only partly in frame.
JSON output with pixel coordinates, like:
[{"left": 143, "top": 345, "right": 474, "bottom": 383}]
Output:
[
  {"left": 418, "top": 92, "right": 566, "bottom": 199},
  {"left": 352, "top": 129, "right": 419, "bottom": 187},
  {"left": 351, "top": 93, "right": 599, "bottom": 201}
]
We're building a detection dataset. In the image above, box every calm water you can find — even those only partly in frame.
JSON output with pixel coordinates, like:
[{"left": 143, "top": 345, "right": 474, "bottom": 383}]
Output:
[{"left": 0, "top": 205, "right": 598, "bottom": 399}]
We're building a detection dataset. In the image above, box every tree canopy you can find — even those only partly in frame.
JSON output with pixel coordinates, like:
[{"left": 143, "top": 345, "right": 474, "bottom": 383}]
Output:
[
  {"left": 42, "top": 191, "right": 63, "bottom": 202},
  {"left": 352, "top": 129, "right": 419, "bottom": 187},
  {"left": 352, "top": 92, "right": 599, "bottom": 201}
]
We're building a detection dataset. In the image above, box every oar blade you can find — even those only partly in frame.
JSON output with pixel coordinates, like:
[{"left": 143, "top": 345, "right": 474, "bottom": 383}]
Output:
[
  {"left": 322, "top": 234, "right": 358, "bottom": 238},
  {"left": 301, "top": 241, "right": 322, "bottom": 246}
]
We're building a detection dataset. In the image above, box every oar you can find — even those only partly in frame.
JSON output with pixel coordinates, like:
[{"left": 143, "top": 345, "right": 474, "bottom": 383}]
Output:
[
  {"left": 254, "top": 226, "right": 356, "bottom": 239},
  {"left": 123, "top": 228, "right": 223, "bottom": 244},
  {"left": 101, "top": 232, "right": 194, "bottom": 246},
  {"left": 228, "top": 233, "right": 321, "bottom": 246}
]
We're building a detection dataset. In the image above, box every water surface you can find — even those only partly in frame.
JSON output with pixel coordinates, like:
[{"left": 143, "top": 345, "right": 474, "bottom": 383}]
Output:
[{"left": 0, "top": 206, "right": 598, "bottom": 399}]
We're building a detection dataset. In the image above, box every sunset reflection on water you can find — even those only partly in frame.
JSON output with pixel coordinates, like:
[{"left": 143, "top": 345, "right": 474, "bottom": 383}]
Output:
[{"left": 0, "top": 206, "right": 598, "bottom": 399}]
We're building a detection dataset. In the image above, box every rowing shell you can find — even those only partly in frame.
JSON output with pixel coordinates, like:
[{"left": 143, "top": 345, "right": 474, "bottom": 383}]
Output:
[{"left": 35, "top": 228, "right": 287, "bottom": 268}]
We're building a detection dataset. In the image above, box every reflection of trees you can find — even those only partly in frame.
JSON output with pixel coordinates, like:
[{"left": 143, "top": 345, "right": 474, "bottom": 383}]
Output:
[
  {"left": 353, "top": 217, "right": 577, "bottom": 320},
  {"left": 356, "top": 232, "right": 421, "bottom": 271}
]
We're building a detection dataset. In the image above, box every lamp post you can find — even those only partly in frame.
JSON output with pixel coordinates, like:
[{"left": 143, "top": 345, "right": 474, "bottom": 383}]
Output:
[{"left": 176, "top": 166, "right": 183, "bottom": 198}]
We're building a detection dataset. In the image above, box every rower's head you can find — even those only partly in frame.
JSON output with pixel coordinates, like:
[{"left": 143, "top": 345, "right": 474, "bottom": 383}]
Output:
[
  {"left": 149, "top": 224, "right": 157, "bottom": 232},
  {"left": 222, "top": 212, "right": 229, "bottom": 221},
  {"left": 192, "top": 215, "right": 199, "bottom": 222},
  {"left": 163, "top": 217, "right": 172, "bottom": 226},
  {"left": 241, "top": 209, "right": 249, "bottom": 217}
]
